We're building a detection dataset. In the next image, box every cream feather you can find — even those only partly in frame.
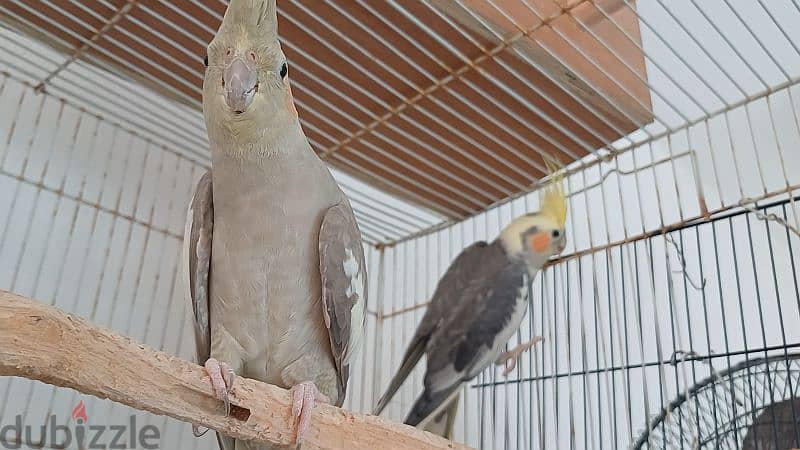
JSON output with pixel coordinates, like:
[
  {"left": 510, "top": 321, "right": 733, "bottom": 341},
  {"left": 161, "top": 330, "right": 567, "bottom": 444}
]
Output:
[{"left": 539, "top": 157, "right": 568, "bottom": 228}]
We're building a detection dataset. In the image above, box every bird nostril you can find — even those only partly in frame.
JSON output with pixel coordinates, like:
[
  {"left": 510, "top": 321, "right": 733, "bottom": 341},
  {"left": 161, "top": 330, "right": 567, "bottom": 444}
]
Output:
[{"left": 249, "top": 52, "right": 256, "bottom": 62}]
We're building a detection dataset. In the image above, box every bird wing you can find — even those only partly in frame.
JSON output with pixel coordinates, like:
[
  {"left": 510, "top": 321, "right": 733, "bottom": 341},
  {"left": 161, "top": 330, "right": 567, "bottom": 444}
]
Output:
[
  {"left": 182, "top": 170, "right": 214, "bottom": 365},
  {"left": 373, "top": 241, "right": 491, "bottom": 415},
  {"left": 318, "top": 199, "right": 368, "bottom": 406},
  {"left": 406, "top": 244, "right": 528, "bottom": 426},
  {"left": 427, "top": 261, "right": 527, "bottom": 388}
]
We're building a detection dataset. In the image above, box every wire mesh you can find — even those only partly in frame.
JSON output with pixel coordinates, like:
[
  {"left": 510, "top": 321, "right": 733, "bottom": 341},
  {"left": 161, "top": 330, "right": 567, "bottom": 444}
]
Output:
[{"left": 370, "top": 195, "right": 800, "bottom": 450}]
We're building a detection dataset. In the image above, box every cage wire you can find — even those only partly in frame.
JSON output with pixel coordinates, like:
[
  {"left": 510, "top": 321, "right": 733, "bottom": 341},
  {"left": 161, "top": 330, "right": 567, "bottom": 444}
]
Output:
[
  {"left": 0, "top": 1, "right": 800, "bottom": 449},
  {"left": 632, "top": 354, "right": 800, "bottom": 449}
]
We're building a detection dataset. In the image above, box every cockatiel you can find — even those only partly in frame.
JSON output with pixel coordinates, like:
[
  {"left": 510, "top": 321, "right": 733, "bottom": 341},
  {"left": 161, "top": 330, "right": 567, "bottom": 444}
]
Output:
[
  {"left": 183, "top": 1, "right": 367, "bottom": 448},
  {"left": 373, "top": 165, "right": 568, "bottom": 438}
]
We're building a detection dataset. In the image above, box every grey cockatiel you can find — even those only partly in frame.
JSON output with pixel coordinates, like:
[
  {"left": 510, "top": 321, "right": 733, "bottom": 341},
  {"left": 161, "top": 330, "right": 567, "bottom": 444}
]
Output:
[
  {"left": 183, "top": 1, "right": 367, "bottom": 448},
  {"left": 373, "top": 172, "right": 568, "bottom": 439}
]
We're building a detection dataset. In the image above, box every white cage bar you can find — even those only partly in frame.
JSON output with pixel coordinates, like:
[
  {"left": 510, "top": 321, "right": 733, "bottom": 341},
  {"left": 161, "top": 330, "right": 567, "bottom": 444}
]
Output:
[{"left": 1, "top": 1, "right": 800, "bottom": 449}]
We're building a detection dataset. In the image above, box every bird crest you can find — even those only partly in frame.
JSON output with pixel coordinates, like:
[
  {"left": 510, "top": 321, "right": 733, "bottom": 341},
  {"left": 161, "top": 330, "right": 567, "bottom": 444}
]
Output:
[
  {"left": 539, "top": 157, "right": 568, "bottom": 228},
  {"left": 221, "top": 0, "right": 277, "bottom": 39}
]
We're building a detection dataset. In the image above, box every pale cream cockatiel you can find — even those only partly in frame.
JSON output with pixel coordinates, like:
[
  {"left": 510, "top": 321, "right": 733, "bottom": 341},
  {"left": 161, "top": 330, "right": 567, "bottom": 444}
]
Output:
[{"left": 183, "top": 1, "right": 367, "bottom": 448}]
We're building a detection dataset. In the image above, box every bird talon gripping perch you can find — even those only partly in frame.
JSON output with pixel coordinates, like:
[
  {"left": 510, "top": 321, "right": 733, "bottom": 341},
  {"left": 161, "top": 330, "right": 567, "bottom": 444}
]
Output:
[
  {"left": 204, "top": 358, "right": 236, "bottom": 416},
  {"left": 290, "top": 381, "right": 331, "bottom": 444}
]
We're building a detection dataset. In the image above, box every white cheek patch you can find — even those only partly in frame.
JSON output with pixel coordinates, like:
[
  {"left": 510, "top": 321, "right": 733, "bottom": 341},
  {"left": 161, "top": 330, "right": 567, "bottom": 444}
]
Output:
[{"left": 343, "top": 247, "right": 365, "bottom": 364}]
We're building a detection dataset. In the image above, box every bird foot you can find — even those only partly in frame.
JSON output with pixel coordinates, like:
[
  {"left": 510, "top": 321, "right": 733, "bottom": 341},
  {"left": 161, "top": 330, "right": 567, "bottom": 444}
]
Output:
[
  {"left": 495, "top": 336, "right": 544, "bottom": 376},
  {"left": 290, "top": 381, "right": 330, "bottom": 444},
  {"left": 204, "top": 358, "right": 237, "bottom": 416}
]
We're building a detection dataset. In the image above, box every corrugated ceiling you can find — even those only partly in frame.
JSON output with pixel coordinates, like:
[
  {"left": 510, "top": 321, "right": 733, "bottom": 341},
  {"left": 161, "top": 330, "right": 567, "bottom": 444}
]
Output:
[{"left": 0, "top": 0, "right": 652, "bottom": 219}]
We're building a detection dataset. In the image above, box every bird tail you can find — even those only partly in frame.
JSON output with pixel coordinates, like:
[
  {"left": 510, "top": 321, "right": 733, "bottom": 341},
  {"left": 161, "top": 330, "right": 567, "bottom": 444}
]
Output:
[
  {"left": 373, "top": 335, "right": 426, "bottom": 415},
  {"left": 422, "top": 393, "right": 460, "bottom": 439},
  {"left": 405, "top": 384, "right": 461, "bottom": 430}
]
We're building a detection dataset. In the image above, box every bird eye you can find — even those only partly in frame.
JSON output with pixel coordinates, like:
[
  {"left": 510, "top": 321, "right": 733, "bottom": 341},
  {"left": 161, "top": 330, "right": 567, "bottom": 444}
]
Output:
[
  {"left": 552, "top": 230, "right": 560, "bottom": 238},
  {"left": 280, "top": 62, "right": 288, "bottom": 79},
  {"left": 203, "top": 55, "right": 208, "bottom": 67}
]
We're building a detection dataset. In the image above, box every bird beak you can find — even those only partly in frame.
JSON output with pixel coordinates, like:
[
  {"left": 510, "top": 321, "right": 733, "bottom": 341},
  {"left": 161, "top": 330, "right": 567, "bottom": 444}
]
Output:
[
  {"left": 223, "top": 57, "right": 258, "bottom": 114},
  {"left": 556, "top": 235, "right": 566, "bottom": 253}
]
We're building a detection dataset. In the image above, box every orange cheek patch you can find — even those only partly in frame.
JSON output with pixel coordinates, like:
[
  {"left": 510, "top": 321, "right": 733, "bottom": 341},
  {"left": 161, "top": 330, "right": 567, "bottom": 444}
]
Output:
[
  {"left": 529, "top": 232, "right": 551, "bottom": 253},
  {"left": 285, "top": 82, "right": 298, "bottom": 119}
]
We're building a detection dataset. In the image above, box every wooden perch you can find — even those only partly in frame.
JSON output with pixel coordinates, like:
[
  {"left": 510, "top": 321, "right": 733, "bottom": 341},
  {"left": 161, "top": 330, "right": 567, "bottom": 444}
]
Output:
[{"left": 0, "top": 291, "right": 470, "bottom": 450}]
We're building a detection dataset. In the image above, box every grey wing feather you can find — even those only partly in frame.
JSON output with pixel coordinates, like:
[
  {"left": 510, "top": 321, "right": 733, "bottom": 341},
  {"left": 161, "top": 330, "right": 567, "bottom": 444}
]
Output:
[
  {"left": 373, "top": 241, "right": 490, "bottom": 415},
  {"left": 408, "top": 242, "right": 523, "bottom": 426},
  {"left": 426, "top": 262, "right": 525, "bottom": 387},
  {"left": 405, "top": 383, "right": 461, "bottom": 429},
  {"left": 414, "top": 241, "right": 493, "bottom": 344},
  {"left": 182, "top": 170, "right": 213, "bottom": 365},
  {"left": 319, "top": 199, "right": 368, "bottom": 406},
  {"left": 372, "top": 334, "right": 424, "bottom": 415},
  {"left": 422, "top": 393, "right": 460, "bottom": 439},
  {"left": 442, "top": 266, "right": 526, "bottom": 376}
]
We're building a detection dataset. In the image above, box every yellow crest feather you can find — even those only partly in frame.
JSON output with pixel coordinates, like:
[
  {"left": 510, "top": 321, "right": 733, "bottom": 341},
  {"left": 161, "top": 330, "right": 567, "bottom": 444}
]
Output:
[{"left": 539, "top": 157, "right": 568, "bottom": 228}]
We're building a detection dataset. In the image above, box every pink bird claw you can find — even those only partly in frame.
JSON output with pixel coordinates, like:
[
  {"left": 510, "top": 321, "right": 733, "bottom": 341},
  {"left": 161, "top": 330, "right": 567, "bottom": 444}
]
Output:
[
  {"left": 495, "top": 336, "right": 545, "bottom": 377},
  {"left": 204, "top": 358, "right": 237, "bottom": 416},
  {"left": 289, "top": 381, "right": 329, "bottom": 444},
  {"left": 502, "top": 358, "right": 517, "bottom": 376}
]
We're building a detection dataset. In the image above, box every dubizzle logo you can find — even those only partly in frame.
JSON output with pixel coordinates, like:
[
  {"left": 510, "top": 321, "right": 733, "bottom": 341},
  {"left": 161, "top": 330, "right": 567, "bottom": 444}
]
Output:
[
  {"left": 0, "top": 400, "right": 161, "bottom": 449},
  {"left": 72, "top": 400, "right": 88, "bottom": 423}
]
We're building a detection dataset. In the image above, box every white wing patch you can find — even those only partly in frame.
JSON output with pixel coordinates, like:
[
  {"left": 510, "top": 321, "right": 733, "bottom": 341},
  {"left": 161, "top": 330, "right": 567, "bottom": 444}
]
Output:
[
  {"left": 343, "top": 248, "right": 363, "bottom": 299},
  {"left": 182, "top": 202, "right": 195, "bottom": 310},
  {"left": 343, "top": 247, "right": 365, "bottom": 364}
]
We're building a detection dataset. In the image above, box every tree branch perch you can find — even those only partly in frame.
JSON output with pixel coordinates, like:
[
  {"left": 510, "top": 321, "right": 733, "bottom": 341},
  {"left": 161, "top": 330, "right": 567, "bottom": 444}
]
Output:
[{"left": 0, "top": 290, "right": 469, "bottom": 450}]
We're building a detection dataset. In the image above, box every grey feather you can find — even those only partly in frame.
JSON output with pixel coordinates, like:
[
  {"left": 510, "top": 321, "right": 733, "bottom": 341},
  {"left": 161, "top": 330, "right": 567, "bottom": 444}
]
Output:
[
  {"left": 184, "top": 171, "right": 234, "bottom": 449},
  {"left": 421, "top": 393, "right": 460, "bottom": 439},
  {"left": 405, "top": 384, "right": 461, "bottom": 428},
  {"left": 183, "top": 170, "right": 213, "bottom": 365},
  {"left": 428, "top": 257, "right": 526, "bottom": 379},
  {"left": 319, "top": 200, "right": 368, "bottom": 406},
  {"left": 397, "top": 240, "right": 529, "bottom": 430},
  {"left": 373, "top": 241, "right": 491, "bottom": 415},
  {"left": 372, "top": 335, "right": 425, "bottom": 415}
]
